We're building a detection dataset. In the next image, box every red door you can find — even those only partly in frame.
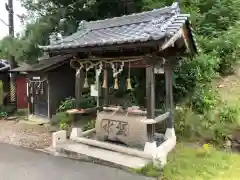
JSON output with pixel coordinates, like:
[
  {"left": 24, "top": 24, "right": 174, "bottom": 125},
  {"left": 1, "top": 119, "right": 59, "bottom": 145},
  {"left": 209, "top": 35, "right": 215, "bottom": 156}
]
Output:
[{"left": 16, "top": 76, "right": 28, "bottom": 109}]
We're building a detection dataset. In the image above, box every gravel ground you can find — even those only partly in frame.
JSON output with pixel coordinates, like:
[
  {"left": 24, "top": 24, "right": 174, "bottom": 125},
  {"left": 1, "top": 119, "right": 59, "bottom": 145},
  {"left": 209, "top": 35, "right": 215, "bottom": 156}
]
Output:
[{"left": 0, "top": 120, "right": 52, "bottom": 149}]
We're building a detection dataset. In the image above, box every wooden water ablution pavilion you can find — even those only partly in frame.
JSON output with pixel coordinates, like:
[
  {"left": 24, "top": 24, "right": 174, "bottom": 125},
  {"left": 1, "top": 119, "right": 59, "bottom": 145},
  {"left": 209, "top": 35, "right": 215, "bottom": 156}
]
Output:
[{"left": 12, "top": 2, "right": 197, "bottom": 148}]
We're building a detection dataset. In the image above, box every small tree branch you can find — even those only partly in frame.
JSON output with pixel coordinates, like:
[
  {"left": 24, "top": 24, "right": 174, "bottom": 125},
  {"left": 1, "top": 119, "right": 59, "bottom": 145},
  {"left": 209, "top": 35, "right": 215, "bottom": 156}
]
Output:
[{"left": 0, "top": 19, "right": 9, "bottom": 27}]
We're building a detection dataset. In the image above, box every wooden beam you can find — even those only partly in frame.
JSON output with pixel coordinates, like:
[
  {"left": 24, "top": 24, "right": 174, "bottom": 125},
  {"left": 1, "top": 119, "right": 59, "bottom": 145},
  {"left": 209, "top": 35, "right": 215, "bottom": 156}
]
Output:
[
  {"left": 160, "top": 29, "right": 183, "bottom": 51},
  {"left": 164, "top": 59, "right": 174, "bottom": 128},
  {"left": 154, "top": 112, "right": 170, "bottom": 123}
]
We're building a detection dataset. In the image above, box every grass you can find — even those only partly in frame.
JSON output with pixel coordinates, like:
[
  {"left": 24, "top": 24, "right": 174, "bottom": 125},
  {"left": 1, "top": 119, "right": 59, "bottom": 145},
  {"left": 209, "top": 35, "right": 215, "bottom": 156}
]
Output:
[
  {"left": 134, "top": 163, "right": 162, "bottom": 177},
  {"left": 162, "top": 143, "right": 240, "bottom": 180},
  {"left": 215, "top": 73, "right": 240, "bottom": 105}
]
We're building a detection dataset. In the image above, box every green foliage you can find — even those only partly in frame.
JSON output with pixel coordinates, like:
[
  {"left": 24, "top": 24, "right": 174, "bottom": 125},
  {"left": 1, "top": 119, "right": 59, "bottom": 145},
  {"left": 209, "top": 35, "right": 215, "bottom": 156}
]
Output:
[
  {"left": 57, "top": 112, "right": 72, "bottom": 130},
  {"left": 174, "top": 106, "right": 203, "bottom": 139},
  {"left": 173, "top": 54, "right": 219, "bottom": 104},
  {"left": 191, "top": 86, "right": 219, "bottom": 114},
  {"left": 175, "top": 104, "right": 240, "bottom": 144},
  {"left": 219, "top": 104, "right": 240, "bottom": 124},
  {"left": 76, "top": 96, "right": 96, "bottom": 109},
  {"left": 57, "top": 97, "right": 75, "bottom": 112},
  {"left": 143, "top": 0, "right": 240, "bottom": 112},
  {"left": 134, "top": 163, "right": 162, "bottom": 177},
  {"left": 0, "top": 111, "right": 8, "bottom": 118},
  {"left": 0, "top": 105, "right": 13, "bottom": 118},
  {"left": 83, "top": 120, "right": 95, "bottom": 131}
]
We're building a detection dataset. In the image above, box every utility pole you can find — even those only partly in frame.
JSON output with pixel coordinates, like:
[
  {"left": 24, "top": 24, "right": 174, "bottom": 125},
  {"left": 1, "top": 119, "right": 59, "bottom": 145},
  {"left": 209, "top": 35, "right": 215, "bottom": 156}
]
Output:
[{"left": 6, "top": 0, "right": 17, "bottom": 105}]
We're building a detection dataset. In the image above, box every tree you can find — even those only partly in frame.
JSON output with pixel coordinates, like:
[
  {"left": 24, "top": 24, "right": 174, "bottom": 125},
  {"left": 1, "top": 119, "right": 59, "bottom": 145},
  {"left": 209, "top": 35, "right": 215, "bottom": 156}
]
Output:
[{"left": 0, "top": 0, "right": 145, "bottom": 63}]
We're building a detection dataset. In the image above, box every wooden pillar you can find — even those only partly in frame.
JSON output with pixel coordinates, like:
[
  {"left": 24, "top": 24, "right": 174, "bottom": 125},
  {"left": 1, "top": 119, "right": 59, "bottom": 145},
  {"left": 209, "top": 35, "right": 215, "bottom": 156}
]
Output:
[
  {"left": 75, "top": 68, "right": 84, "bottom": 108},
  {"left": 47, "top": 79, "right": 51, "bottom": 119},
  {"left": 146, "top": 64, "right": 155, "bottom": 141},
  {"left": 165, "top": 60, "right": 174, "bottom": 129},
  {"left": 27, "top": 80, "right": 32, "bottom": 114}
]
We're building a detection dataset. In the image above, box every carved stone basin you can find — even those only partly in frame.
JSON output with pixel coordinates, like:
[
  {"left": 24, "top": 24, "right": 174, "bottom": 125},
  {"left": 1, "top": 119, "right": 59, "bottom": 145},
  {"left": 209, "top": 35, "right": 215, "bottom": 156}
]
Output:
[{"left": 95, "top": 108, "right": 149, "bottom": 147}]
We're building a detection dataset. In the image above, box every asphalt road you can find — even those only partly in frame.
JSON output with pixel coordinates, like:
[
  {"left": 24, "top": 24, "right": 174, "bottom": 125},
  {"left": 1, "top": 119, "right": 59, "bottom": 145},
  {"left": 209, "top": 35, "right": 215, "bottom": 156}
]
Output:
[{"left": 0, "top": 143, "right": 154, "bottom": 180}]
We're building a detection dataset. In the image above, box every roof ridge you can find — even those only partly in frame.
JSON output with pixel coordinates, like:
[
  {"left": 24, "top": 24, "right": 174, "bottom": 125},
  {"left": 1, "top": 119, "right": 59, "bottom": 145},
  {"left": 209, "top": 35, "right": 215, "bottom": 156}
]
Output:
[
  {"left": 81, "top": 2, "right": 180, "bottom": 30},
  {"left": 51, "top": 29, "right": 91, "bottom": 46}
]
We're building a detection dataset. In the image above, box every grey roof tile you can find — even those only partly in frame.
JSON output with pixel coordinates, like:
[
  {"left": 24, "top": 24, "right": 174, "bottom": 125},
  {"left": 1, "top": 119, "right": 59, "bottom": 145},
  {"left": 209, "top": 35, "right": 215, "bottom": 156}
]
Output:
[
  {"left": 10, "top": 54, "right": 73, "bottom": 72},
  {"left": 40, "top": 2, "right": 194, "bottom": 51}
]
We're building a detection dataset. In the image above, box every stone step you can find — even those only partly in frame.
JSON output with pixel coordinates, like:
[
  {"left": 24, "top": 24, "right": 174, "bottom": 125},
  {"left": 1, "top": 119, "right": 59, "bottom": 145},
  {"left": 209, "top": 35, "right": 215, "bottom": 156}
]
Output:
[{"left": 56, "top": 141, "right": 151, "bottom": 169}]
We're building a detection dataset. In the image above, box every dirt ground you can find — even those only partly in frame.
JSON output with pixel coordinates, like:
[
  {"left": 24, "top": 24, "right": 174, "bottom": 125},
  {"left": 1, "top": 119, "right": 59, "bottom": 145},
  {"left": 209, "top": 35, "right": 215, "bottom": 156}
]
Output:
[{"left": 0, "top": 120, "right": 52, "bottom": 149}]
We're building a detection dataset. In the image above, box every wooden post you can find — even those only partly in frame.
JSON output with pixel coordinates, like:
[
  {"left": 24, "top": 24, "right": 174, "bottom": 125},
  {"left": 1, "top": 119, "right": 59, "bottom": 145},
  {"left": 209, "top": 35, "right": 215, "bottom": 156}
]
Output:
[
  {"left": 75, "top": 68, "right": 84, "bottom": 108},
  {"left": 146, "top": 64, "right": 155, "bottom": 141},
  {"left": 47, "top": 79, "right": 51, "bottom": 119},
  {"left": 165, "top": 59, "right": 174, "bottom": 129}
]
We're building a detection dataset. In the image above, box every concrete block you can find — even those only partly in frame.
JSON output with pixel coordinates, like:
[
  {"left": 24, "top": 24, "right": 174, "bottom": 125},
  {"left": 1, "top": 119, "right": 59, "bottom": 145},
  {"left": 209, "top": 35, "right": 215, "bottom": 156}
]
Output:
[
  {"left": 152, "top": 136, "right": 176, "bottom": 168},
  {"left": 70, "top": 128, "right": 83, "bottom": 140},
  {"left": 165, "top": 128, "right": 176, "bottom": 140},
  {"left": 153, "top": 152, "right": 167, "bottom": 168},
  {"left": 144, "top": 141, "right": 157, "bottom": 154},
  {"left": 52, "top": 130, "right": 67, "bottom": 149}
]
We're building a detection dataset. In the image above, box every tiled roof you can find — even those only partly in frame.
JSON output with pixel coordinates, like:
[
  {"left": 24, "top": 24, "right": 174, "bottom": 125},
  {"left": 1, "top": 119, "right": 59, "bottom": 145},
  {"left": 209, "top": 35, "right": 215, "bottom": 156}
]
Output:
[
  {"left": 40, "top": 2, "right": 192, "bottom": 51},
  {"left": 10, "top": 63, "right": 32, "bottom": 72},
  {"left": 10, "top": 54, "right": 73, "bottom": 72}
]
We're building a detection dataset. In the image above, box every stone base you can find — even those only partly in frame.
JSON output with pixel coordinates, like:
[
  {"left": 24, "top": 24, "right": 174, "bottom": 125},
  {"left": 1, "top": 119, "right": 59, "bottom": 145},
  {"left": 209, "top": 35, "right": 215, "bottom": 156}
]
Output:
[
  {"left": 55, "top": 141, "right": 151, "bottom": 169},
  {"left": 70, "top": 128, "right": 83, "bottom": 139},
  {"left": 51, "top": 128, "right": 176, "bottom": 169}
]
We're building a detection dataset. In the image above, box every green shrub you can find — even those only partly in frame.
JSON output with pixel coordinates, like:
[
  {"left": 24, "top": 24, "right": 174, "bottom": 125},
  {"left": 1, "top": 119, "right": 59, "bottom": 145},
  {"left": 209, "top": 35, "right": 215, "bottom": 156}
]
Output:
[
  {"left": 174, "top": 106, "right": 204, "bottom": 139},
  {"left": 76, "top": 96, "right": 96, "bottom": 109},
  {"left": 0, "top": 111, "right": 7, "bottom": 118},
  {"left": 57, "top": 97, "right": 75, "bottom": 112},
  {"left": 0, "top": 105, "right": 14, "bottom": 118},
  {"left": 219, "top": 104, "right": 240, "bottom": 124},
  {"left": 191, "top": 86, "right": 219, "bottom": 114},
  {"left": 174, "top": 104, "right": 239, "bottom": 144},
  {"left": 173, "top": 53, "right": 219, "bottom": 104},
  {"left": 56, "top": 112, "right": 72, "bottom": 130},
  {"left": 83, "top": 120, "right": 95, "bottom": 131}
]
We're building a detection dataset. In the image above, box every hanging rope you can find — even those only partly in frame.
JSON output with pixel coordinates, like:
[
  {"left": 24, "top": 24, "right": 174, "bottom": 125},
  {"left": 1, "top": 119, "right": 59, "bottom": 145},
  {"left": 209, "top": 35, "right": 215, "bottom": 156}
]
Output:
[
  {"left": 70, "top": 58, "right": 141, "bottom": 70},
  {"left": 83, "top": 64, "right": 89, "bottom": 88},
  {"left": 27, "top": 78, "right": 47, "bottom": 95},
  {"left": 111, "top": 62, "right": 124, "bottom": 90},
  {"left": 70, "top": 58, "right": 141, "bottom": 91},
  {"left": 27, "top": 78, "right": 47, "bottom": 83},
  {"left": 127, "top": 61, "right": 132, "bottom": 90},
  {"left": 102, "top": 62, "right": 107, "bottom": 88}
]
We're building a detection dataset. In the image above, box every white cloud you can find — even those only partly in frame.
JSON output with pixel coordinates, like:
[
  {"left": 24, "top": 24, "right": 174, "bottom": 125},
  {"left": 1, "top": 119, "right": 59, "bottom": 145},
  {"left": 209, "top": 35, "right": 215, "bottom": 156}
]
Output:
[{"left": 0, "top": 0, "right": 26, "bottom": 39}]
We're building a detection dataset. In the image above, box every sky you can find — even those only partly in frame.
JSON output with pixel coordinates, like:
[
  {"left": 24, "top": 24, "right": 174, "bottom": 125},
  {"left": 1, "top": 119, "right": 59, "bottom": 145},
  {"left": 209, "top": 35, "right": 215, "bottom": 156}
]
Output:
[{"left": 0, "top": 0, "right": 26, "bottom": 39}]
